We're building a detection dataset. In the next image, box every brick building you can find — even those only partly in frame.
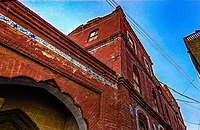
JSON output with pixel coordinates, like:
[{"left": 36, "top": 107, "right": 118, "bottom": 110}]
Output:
[
  {"left": 0, "top": 1, "right": 186, "bottom": 130},
  {"left": 184, "top": 30, "right": 200, "bottom": 78}
]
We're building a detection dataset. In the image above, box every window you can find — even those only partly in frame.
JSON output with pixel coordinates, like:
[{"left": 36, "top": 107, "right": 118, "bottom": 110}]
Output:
[
  {"left": 158, "top": 124, "right": 164, "bottom": 130},
  {"left": 128, "top": 34, "right": 136, "bottom": 53},
  {"left": 133, "top": 64, "right": 140, "bottom": 93},
  {"left": 88, "top": 29, "right": 99, "bottom": 42},
  {"left": 153, "top": 123, "right": 157, "bottom": 130},
  {"left": 139, "top": 120, "right": 146, "bottom": 130},
  {"left": 133, "top": 64, "right": 139, "bottom": 84},
  {"left": 165, "top": 105, "right": 171, "bottom": 124},
  {"left": 138, "top": 114, "right": 148, "bottom": 130},
  {"left": 144, "top": 58, "right": 151, "bottom": 75},
  {"left": 152, "top": 89, "right": 159, "bottom": 112},
  {"left": 174, "top": 116, "right": 178, "bottom": 130}
]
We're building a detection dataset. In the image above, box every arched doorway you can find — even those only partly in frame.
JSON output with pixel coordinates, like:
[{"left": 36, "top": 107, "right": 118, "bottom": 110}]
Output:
[{"left": 0, "top": 77, "right": 87, "bottom": 130}]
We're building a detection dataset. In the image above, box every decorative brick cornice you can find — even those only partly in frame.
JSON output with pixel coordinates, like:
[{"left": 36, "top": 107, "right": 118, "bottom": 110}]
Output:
[{"left": 0, "top": 1, "right": 118, "bottom": 88}]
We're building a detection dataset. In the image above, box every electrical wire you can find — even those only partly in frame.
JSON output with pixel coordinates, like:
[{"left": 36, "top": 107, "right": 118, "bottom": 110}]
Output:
[
  {"left": 125, "top": 10, "right": 200, "bottom": 93},
  {"left": 105, "top": 0, "right": 200, "bottom": 93},
  {"left": 106, "top": 0, "right": 116, "bottom": 9},
  {"left": 168, "top": 86, "right": 200, "bottom": 103},
  {"left": 107, "top": 0, "right": 118, "bottom": 7},
  {"left": 177, "top": 99, "right": 200, "bottom": 126},
  {"left": 105, "top": 1, "right": 200, "bottom": 128},
  {"left": 185, "top": 120, "right": 200, "bottom": 125},
  {"left": 178, "top": 101, "right": 200, "bottom": 111},
  {"left": 177, "top": 77, "right": 197, "bottom": 100},
  {"left": 176, "top": 99, "right": 199, "bottom": 104}
]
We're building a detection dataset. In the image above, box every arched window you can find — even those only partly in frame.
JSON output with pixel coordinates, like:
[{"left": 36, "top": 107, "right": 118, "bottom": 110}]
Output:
[
  {"left": 138, "top": 113, "right": 148, "bottom": 130},
  {"left": 135, "top": 106, "right": 151, "bottom": 130},
  {"left": 133, "top": 64, "right": 140, "bottom": 93},
  {"left": 153, "top": 123, "right": 157, "bottom": 130},
  {"left": 159, "top": 128, "right": 164, "bottom": 130},
  {"left": 158, "top": 124, "right": 164, "bottom": 130},
  {"left": 88, "top": 29, "right": 99, "bottom": 42},
  {"left": 152, "top": 89, "right": 158, "bottom": 112}
]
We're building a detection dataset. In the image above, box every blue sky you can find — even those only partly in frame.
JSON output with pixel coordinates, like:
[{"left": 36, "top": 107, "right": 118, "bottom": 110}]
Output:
[{"left": 21, "top": 0, "right": 200, "bottom": 129}]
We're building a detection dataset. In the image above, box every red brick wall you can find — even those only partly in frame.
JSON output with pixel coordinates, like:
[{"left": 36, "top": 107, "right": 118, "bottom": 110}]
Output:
[
  {"left": 0, "top": 1, "right": 186, "bottom": 130},
  {"left": 68, "top": 5, "right": 186, "bottom": 130},
  {"left": 89, "top": 39, "right": 122, "bottom": 74},
  {"left": 68, "top": 10, "right": 121, "bottom": 49},
  {"left": 0, "top": 44, "right": 102, "bottom": 129}
]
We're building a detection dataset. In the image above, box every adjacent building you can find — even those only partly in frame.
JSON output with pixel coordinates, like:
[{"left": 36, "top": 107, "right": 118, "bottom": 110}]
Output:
[
  {"left": 184, "top": 30, "right": 200, "bottom": 78},
  {"left": 0, "top": 1, "right": 186, "bottom": 130}
]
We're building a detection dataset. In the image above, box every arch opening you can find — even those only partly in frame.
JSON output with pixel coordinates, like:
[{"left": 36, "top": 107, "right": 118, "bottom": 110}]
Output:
[
  {"left": 135, "top": 106, "right": 151, "bottom": 130},
  {"left": 0, "top": 77, "right": 87, "bottom": 130}
]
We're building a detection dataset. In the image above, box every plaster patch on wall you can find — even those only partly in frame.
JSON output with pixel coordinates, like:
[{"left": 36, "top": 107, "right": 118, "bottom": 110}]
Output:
[
  {"left": 42, "top": 51, "right": 55, "bottom": 59},
  {"left": 72, "top": 68, "right": 78, "bottom": 73}
]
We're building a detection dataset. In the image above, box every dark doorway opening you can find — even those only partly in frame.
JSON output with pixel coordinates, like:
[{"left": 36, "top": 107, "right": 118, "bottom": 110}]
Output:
[{"left": 0, "top": 84, "right": 79, "bottom": 130}]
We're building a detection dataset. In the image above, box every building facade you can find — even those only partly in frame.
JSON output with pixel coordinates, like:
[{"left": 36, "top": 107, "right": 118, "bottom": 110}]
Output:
[
  {"left": 184, "top": 30, "right": 200, "bottom": 78},
  {"left": 0, "top": 1, "right": 186, "bottom": 130}
]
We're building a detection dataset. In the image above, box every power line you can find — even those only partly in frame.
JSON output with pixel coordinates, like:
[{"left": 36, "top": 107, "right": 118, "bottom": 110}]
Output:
[
  {"left": 177, "top": 100, "right": 200, "bottom": 126},
  {"left": 185, "top": 120, "right": 200, "bottom": 125},
  {"left": 183, "top": 102, "right": 200, "bottom": 111},
  {"left": 105, "top": 0, "right": 200, "bottom": 93},
  {"left": 168, "top": 86, "right": 200, "bottom": 104},
  {"left": 106, "top": 0, "right": 116, "bottom": 9},
  {"left": 105, "top": 1, "right": 200, "bottom": 128},
  {"left": 177, "top": 77, "right": 197, "bottom": 100},
  {"left": 107, "top": 0, "right": 118, "bottom": 7},
  {"left": 124, "top": 9, "right": 200, "bottom": 93},
  {"left": 176, "top": 99, "right": 199, "bottom": 104}
]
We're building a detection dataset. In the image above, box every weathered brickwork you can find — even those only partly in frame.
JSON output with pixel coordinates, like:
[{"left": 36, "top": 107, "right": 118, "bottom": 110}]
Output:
[
  {"left": 0, "top": 1, "right": 186, "bottom": 130},
  {"left": 69, "top": 5, "right": 186, "bottom": 130}
]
